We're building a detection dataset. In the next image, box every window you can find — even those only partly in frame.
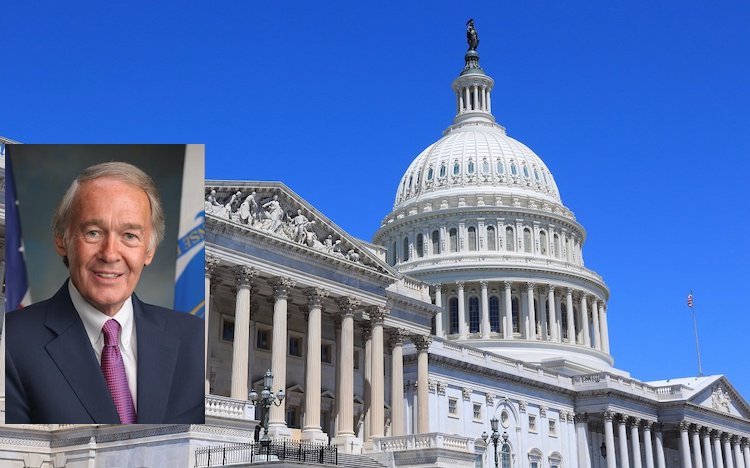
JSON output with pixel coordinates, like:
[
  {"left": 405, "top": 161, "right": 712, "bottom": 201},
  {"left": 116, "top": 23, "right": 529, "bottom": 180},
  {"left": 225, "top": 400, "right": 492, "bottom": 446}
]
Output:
[
  {"left": 487, "top": 226, "right": 496, "bottom": 250},
  {"left": 439, "top": 164, "right": 446, "bottom": 178},
  {"left": 473, "top": 403, "right": 482, "bottom": 421},
  {"left": 554, "top": 234, "right": 560, "bottom": 258},
  {"left": 403, "top": 237, "right": 410, "bottom": 261},
  {"left": 453, "top": 161, "right": 460, "bottom": 176},
  {"left": 432, "top": 230, "right": 440, "bottom": 254},
  {"left": 561, "top": 304, "right": 568, "bottom": 340},
  {"left": 510, "top": 163, "right": 518, "bottom": 176},
  {"left": 449, "top": 298, "right": 459, "bottom": 334},
  {"left": 523, "top": 228, "right": 532, "bottom": 253},
  {"left": 257, "top": 328, "right": 271, "bottom": 350},
  {"left": 500, "top": 444, "right": 511, "bottom": 468},
  {"left": 467, "top": 160, "right": 475, "bottom": 174},
  {"left": 391, "top": 241, "right": 397, "bottom": 265},
  {"left": 427, "top": 167, "right": 434, "bottom": 180},
  {"left": 450, "top": 228, "right": 458, "bottom": 252},
  {"left": 416, "top": 233, "right": 424, "bottom": 258},
  {"left": 469, "top": 297, "right": 480, "bottom": 333},
  {"left": 221, "top": 319, "right": 234, "bottom": 342},
  {"left": 496, "top": 160, "right": 505, "bottom": 174},
  {"left": 512, "top": 298, "right": 520, "bottom": 333},
  {"left": 500, "top": 410, "right": 510, "bottom": 428},
  {"left": 285, "top": 406, "right": 300, "bottom": 428},
  {"left": 549, "top": 419, "right": 557, "bottom": 436},
  {"left": 505, "top": 227, "right": 515, "bottom": 252},
  {"left": 540, "top": 230, "right": 548, "bottom": 256},
  {"left": 534, "top": 168, "right": 540, "bottom": 181},
  {"left": 289, "top": 335, "right": 303, "bottom": 357},
  {"left": 468, "top": 227, "right": 477, "bottom": 251},
  {"left": 408, "top": 175, "right": 413, "bottom": 188},
  {"left": 523, "top": 165, "right": 530, "bottom": 178},
  {"left": 529, "top": 415, "right": 537, "bottom": 433},
  {"left": 353, "top": 349, "right": 360, "bottom": 370},
  {"left": 489, "top": 296, "right": 500, "bottom": 332},
  {"left": 448, "top": 398, "right": 458, "bottom": 416},
  {"left": 321, "top": 343, "right": 333, "bottom": 364},
  {"left": 482, "top": 160, "right": 490, "bottom": 174}
]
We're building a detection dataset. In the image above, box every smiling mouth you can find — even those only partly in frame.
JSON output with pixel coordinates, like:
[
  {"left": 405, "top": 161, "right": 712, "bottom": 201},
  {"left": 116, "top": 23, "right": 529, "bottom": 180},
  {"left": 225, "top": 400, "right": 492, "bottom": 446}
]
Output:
[{"left": 94, "top": 273, "right": 123, "bottom": 279}]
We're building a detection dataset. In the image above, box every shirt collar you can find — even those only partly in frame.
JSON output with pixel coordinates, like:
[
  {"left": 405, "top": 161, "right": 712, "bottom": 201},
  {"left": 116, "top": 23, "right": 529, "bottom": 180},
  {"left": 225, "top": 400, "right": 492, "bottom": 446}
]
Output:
[{"left": 68, "top": 280, "right": 134, "bottom": 348}]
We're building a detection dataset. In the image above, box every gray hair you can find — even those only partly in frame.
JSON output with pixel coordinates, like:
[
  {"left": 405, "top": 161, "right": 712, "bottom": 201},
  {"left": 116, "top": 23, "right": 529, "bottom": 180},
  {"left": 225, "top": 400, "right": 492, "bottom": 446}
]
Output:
[{"left": 52, "top": 161, "right": 165, "bottom": 253}]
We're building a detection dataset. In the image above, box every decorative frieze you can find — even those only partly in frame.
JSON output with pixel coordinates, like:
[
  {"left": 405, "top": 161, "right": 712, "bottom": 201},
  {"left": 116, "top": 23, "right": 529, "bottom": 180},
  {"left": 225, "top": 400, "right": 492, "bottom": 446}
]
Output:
[
  {"left": 436, "top": 381, "right": 447, "bottom": 396},
  {"left": 461, "top": 387, "right": 471, "bottom": 401},
  {"left": 485, "top": 393, "right": 494, "bottom": 406},
  {"left": 519, "top": 401, "right": 527, "bottom": 413}
]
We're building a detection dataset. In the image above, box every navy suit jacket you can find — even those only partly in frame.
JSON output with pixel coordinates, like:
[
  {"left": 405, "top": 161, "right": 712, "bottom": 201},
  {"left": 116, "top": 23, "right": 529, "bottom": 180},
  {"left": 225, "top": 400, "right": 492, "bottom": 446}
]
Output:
[{"left": 5, "top": 281, "right": 205, "bottom": 424}]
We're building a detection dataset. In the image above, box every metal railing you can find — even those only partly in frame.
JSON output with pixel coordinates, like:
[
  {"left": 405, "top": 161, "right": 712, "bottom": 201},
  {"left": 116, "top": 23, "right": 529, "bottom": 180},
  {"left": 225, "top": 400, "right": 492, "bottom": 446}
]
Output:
[{"left": 194, "top": 440, "right": 338, "bottom": 467}]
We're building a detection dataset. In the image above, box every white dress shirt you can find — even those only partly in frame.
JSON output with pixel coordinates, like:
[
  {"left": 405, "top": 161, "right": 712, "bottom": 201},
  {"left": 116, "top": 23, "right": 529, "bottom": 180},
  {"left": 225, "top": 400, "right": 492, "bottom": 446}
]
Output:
[{"left": 68, "top": 281, "right": 138, "bottom": 406}]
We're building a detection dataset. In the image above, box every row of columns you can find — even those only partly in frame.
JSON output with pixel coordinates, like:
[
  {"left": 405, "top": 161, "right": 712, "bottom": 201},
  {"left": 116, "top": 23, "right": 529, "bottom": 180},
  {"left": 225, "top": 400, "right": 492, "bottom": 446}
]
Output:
[
  {"left": 601, "top": 411, "right": 661, "bottom": 468},
  {"left": 434, "top": 281, "right": 609, "bottom": 353},
  {"left": 457, "top": 83, "right": 491, "bottom": 113},
  {"left": 678, "top": 421, "right": 750, "bottom": 468},
  {"left": 206, "top": 259, "right": 434, "bottom": 448}
]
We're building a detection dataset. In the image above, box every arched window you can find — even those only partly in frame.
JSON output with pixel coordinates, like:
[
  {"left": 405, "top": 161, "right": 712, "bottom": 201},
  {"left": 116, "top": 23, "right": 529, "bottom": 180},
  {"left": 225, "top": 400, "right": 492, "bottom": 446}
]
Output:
[
  {"left": 469, "top": 297, "right": 480, "bottom": 333},
  {"left": 510, "top": 163, "right": 518, "bottom": 176},
  {"left": 487, "top": 226, "right": 496, "bottom": 251},
  {"left": 403, "top": 237, "right": 410, "bottom": 262},
  {"left": 391, "top": 241, "right": 397, "bottom": 266},
  {"left": 449, "top": 298, "right": 459, "bottom": 334},
  {"left": 560, "top": 303, "right": 568, "bottom": 340},
  {"left": 453, "top": 161, "right": 460, "bottom": 176},
  {"left": 540, "top": 230, "right": 548, "bottom": 256},
  {"left": 481, "top": 159, "right": 490, "bottom": 174},
  {"left": 554, "top": 234, "right": 560, "bottom": 259},
  {"left": 427, "top": 167, "right": 434, "bottom": 180},
  {"left": 573, "top": 306, "right": 579, "bottom": 342},
  {"left": 534, "top": 168, "right": 540, "bottom": 181},
  {"left": 467, "top": 160, "right": 475, "bottom": 174},
  {"left": 450, "top": 228, "right": 458, "bottom": 252},
  {"left": 416, "top": 233, "right": 424, "bottom": 258},
  {"left": 439, "top": 164, "right": 446, "bottom": 178},
  {"left": 500, "top": 443, "right": 511, "bottom": 468},
  {"left": 496, "top": 160, "right": 505, "bottom": 174},
  {"left": 512, "top": 297, "right": 520, "bottom": 333},
  {"left": 468, "top": 227, "right": 477, "bottom": 251},
  {"left": 431, "top": 230, "right": 440, "bottom": 255},
  {"left": 523, "top": 228, "right": 532, "bottom": 253},
  {"left": 534, "top": 298, "right": 540, "bottom": 335},
  {"left": 523, "top": 165, "right": 530, "bottom": 178},
  {"left": 489, "top": 296, "right": 500, "bottom": 332},
  {"left": 505, "top": 226, "right": 515, "bottom": 252},
  {"left": 545, "top": 299, "right": 551, "bottom": 338}
]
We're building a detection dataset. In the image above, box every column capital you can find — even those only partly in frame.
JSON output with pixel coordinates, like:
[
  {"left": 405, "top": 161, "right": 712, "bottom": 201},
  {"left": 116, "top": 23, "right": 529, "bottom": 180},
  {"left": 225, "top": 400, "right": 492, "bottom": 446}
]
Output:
[
  {"left": 456, "top": 281, "right": 465, "bottom": 290},
  {"left": 412, "top": 334, "right": 433, "bottom": 351},
  {"left": 368, "top": 306, "right": 390, "bottom": 324},
  {"left": 526, "top": 282, "right": 535, "bottom": 292},
  {"left": 713, "top": 430, "right": 724, "bottom": 441},
  {"left": 722, "top": 432, "right": 732, "bottom": 443},
  {"left": 504, "top": 281, "right": 513, "bottom": 289},
  {"left": 602, "top": 410, "right": 616, "bottom": 421},
  {"left": 546, "top": 284, "right": 556, "bottom": 294},
  {"left": 631, "top": 417, "right": 642, "bottom": 426},
  {"left": 679, "top": 420, "right": 691, "bottom": 432},
  {"left": 574, "top": 412, "right": 589, "bottom": 424},
  {"left": 304, "top": 287, "right": 329, "bottom": 308},
  {"left": 434, "top": 283, "right": 443, "bottom": 292},
  {"left": 206, "top": 255, "right": 221, "bottom": 278},
  {"left": 388, "top": 328, "right": 409, "bottom": 348},
  {"left": 642, "top": 419, "right": 654, "bottom": 430},
  {"left": 234, "top": 265, "right": 256, "bottom": 287},
  {"left": 691, "top": 424, "right": 703, "bottom": 434},
  {"left": 618, "top": 413, "right": 629, "bottom": 425},
  {"left": 566, "top": 287, "right": 574, "bottom": 296},
  {"left": 336, "top": 296, "right": 361, "bottom": 316},
  {"left": 741, "top": 437, "right": 750, "bottom": 449},
  {"left": 269, "top": 276, "right": 295, "bottom": 299},
  {"left": 731, "top": 434, "right": 741, "bottom": 444},
  {"left": 480, "top": 280, "right": 488, "bottom": 290}
]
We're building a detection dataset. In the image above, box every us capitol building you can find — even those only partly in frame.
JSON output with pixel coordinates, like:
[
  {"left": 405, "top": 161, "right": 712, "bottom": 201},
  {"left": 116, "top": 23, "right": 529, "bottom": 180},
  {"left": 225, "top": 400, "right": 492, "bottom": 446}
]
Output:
[{"left": 1, "top": 26, "right": 750, "bottom": 468}]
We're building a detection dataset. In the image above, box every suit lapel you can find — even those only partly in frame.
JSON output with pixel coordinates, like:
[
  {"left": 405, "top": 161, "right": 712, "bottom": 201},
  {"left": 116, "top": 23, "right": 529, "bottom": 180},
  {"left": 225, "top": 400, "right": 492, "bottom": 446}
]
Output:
[
  {"left": 44, "top": 283, "right": 120, "bottom": 423},
  {"left": 134, "top": 297, "right": 179, "bottom": 423}
]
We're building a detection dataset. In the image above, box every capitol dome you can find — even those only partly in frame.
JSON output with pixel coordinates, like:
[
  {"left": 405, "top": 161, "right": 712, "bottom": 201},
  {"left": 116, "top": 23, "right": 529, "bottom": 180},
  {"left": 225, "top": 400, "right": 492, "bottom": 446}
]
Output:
[{"left": 374, "top": 35, "right": 613, "bottom": 375}]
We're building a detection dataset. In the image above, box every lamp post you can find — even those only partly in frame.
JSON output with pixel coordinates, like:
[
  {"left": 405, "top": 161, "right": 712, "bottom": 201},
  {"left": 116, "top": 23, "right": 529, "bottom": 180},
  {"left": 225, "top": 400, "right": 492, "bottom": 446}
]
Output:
[
  {"left": 248, "top": 369, "right": 285, "bottom": 446},
  {"left": 486, "top": 416, "right": 502, "bottom": 468}
]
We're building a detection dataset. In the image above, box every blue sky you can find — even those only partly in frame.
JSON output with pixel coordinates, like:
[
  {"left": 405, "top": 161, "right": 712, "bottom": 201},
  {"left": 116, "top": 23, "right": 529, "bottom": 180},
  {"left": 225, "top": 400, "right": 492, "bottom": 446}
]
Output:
[{"left": 3, "top": 2, "right": 749, "bottom": 399}]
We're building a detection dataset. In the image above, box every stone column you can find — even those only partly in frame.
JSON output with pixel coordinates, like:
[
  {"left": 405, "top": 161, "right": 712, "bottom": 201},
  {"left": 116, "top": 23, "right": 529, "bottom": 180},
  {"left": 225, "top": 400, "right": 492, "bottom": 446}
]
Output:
[
  {"left": 526, "top": 282, "right": 536, "bottom": 339},
  {"left": 603, "top": 411, "right": 617, "bottom": 468},
  {"left": 591, "top": 298, "right": 602, "bottom": 350},
  {"left": 579, "top": 293, "right": 590, "bottom": 346},
  {"left": 204, "top": 255, "right": 220, "bottom": 393},
  {"left": 362, "top": 323, "right": 372, "bottom": 441},
  {"left": 457, "top": 282, "right": 467, "bottom": 339},
  {"left": 692, "top": 425, "right": 705, "bottom": 468},
  {"left": 268, "top": 277, "right": 295, "bottom": 437},
  {"left": 539, "top": 289, "right": 548, "bottom": 340},
  {"left": 742, "top": 439, "right": 750, "bottom": 468},
  {"left": 725, "top": 434, "right": 735, "bottom": 468},
  {"left": 369, "top": 307, "right": 389, "bottom": 439},
  {"left": 230, "top": 265, "right": 255, "bottom": 400},
  {"left": 601, "top": 304, "right": 611, "bottom": 353},
  {"left": 643, "top": 420, "right": 656, "bottom": 468},
  {"left": 389, "top": 329, "right": 407, "bottom": 436},
  {"left": 703, "top": 429, "right": 715, "bottom": 468},
  {"left": 480, "top": 281, "right": 490, "bottom": 339},
  {"left": 413, "top": 335, "right": 433, "bottom": 434},
  {"left": 680, "top": 421, "right": 694, "bottom": 468},
  {"left": 733, "top": 436, "right": 745, "bottom": 468},
  {"left": 575, "top": 413, "right": 592, "bottom": 468},
  {"left": 333, "top": 316, "right": 342, "bottom": 435},
  {"left": 631, "top": 417, "right": 643, "bottom": 468},
  {"left": 547, "top": 285, "right": 558, "bottom": 342},
  {"left": 655, "top": 425, "right": 667, "bottom": 468},
  {"left": 301, "top": 287, "right": 329, "bottom": 442},
  {"left": 715, "top": 432, "right": 726, "bottom": 468},
  {"left": 566, "top": 288, "right": 575, "bottom": 344},
  {"left": 618, "top": 414, "right": 631, "bottom": 468},
  {"left": 504, "top": 281, "right": 514, "bottom": 340},
  {"left": 434, "top": 284, "right": 444, "bottom": 338},
  {"left": 333, "top": 297, "right": 360, "bottom": 451}
]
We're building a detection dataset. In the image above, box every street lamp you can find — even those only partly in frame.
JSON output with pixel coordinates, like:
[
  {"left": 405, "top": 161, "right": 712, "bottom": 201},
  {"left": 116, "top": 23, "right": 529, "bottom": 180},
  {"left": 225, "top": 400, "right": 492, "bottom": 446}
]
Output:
[
  {"left": 488, "top": 416, "right": 500, "bottom": 468},
  {"left": 248, "top": 369, "right": 285, "bottom": 446}
]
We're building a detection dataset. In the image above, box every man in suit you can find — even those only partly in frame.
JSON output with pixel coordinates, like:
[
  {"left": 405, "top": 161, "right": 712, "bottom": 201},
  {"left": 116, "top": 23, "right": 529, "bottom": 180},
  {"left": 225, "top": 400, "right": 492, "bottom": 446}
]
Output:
[{"left": 5, "top": 161, "right": 204, "bottom": 424}]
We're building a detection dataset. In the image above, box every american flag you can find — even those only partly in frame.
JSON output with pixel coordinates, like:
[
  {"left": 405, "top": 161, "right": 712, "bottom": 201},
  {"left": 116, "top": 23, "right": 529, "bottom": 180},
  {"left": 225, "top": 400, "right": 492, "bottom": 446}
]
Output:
[{"left": 687, "top": 293, "right": 694, "bottom": 308}]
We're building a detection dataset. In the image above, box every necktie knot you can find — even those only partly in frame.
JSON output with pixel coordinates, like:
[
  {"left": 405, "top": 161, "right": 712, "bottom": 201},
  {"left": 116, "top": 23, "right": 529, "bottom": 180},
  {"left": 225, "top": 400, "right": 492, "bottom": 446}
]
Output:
[{"left": 102, "top": 319, "right": 121, "bottom": 347}]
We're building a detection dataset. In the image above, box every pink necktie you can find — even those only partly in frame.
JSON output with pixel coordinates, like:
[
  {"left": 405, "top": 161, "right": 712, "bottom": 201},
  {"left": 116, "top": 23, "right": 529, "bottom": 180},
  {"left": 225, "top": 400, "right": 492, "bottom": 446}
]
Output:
[{"left": 101, "top": 319, "right": 137, "bottom": 424}]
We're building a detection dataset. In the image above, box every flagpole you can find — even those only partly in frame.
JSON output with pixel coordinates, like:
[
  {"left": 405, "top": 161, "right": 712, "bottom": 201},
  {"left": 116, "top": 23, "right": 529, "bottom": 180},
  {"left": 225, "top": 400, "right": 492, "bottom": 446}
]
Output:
[{"left": 689, "top": 290, "right": 703, "bottom": 377}]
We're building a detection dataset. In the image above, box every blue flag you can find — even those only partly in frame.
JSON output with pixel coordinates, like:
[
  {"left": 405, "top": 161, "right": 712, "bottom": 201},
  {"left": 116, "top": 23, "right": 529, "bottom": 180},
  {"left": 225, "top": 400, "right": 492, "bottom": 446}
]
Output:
[{"left": 4, "top": 150, "right": 32, "bottom": 311}]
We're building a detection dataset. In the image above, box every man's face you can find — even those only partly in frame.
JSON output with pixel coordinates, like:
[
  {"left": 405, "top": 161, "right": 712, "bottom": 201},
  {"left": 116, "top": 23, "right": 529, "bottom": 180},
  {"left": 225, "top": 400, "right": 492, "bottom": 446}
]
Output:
[{"left": 55, "top": 177, "right": 156, "bottom": 316}]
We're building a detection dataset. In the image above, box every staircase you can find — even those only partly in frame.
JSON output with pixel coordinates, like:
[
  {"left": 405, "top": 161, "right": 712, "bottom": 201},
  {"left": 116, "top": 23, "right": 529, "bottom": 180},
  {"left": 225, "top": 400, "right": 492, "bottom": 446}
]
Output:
[{"left": 336, "top": 452, "right": 390, "bottom": 468}]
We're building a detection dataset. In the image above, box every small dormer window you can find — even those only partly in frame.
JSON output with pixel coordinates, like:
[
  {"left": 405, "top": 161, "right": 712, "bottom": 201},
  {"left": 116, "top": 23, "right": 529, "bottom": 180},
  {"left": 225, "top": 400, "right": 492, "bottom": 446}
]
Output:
[
  {"left": 510, "top": 163, "right": 518, "bottom": 176},
  {"left": 496, "top": 160, "right": 505, "bottom": 174},
  {"left": 482, "top": 160, "right": 490, "bottom": 174},
  {"left": 523, "top": 165, "right": 530, "bottom": 178},
  {"left": 427, "top": 167, "right": 434, "bottom": 180},
  {"left": 408, "top": 176, "right": 413, "bottom": 188},
  {"left": 534, "top": 168, "right": 540, "bottom": 181},
  {"left": 542, "top": 171, "right": 549, "bottom": 184},
  {"left": 453, "top": 161, "right": 460, "bottom": 176},
  {"left": 439, "top": 164, "right": 447, "bottom": 178},
  {"left": 467, "top": 160, "right": 475, "bottom": 174}
]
